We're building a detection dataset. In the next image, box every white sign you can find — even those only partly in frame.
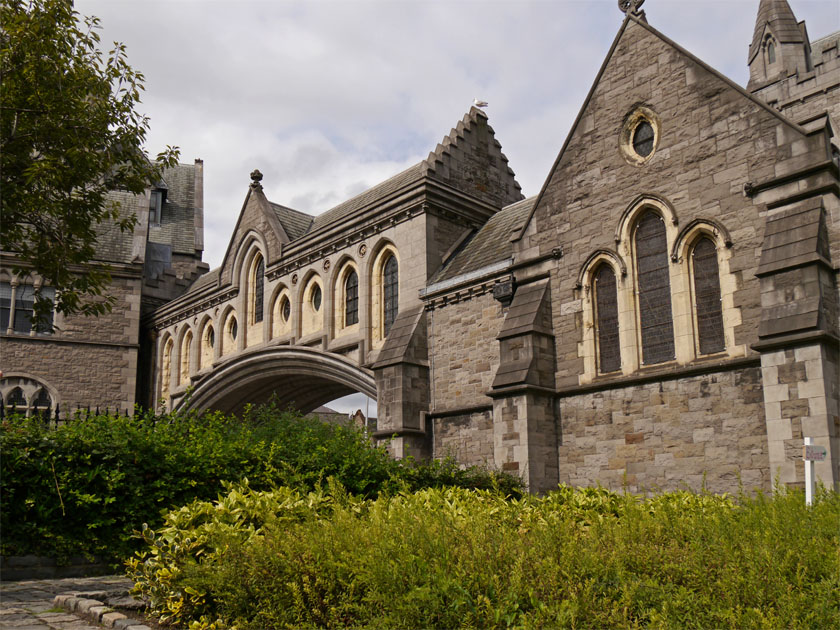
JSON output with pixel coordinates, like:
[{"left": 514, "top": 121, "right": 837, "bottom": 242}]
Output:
[{"left": 803, "top": 444, "right": 827, "bottom": 462}]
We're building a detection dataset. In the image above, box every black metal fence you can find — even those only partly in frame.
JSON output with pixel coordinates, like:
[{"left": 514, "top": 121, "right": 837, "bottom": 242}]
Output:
[{"left": 0, "top": 402, "right": 136, "bottom": 428}]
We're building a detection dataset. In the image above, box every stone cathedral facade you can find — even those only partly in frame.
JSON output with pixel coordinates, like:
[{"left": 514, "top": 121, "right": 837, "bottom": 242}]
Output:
[{"left": 2, "top": 0, "right": 838, "bottom": 494}]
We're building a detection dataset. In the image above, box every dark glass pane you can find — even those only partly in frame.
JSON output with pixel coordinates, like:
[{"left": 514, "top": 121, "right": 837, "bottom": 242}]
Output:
[
  {"left": 230, "top": 318, "right": 238, "bottom": 340},
  {"left": 0, "top": 282, "right": 10, "bottom": 331},
  {"left": 635, "top": 212, "right": 675, "bottom": 364},
  {"left": 13, "top": 284, "right": 34, "bottom": 334},
  {"left": 692, "top": 238, "right": 725, "bottom": 354},
  {"left": 254, "top": 258, "right": 264, "bottom": 323},
  {"left": 384, "top": 256, "right": 398, "bottom": 336},
  {"left": 345, "top": 271, "right": 359, "bottom": 326},
  {"left": 767, "top": 41, "right": 776, "bottom": 64},
  {"left": 633, "top": 121, "right": 654, "bottom": 157},
  {"left": 33, "top": 287, "right": 54, "bottom": 333},
  {"left": 312, "top": 285, "right": 322, "bottom": 311},
  {"left": 594, "top": 265, "right": 620, "bottom": 373},
  {"left": 33, "top": 389, "right": 51, "bottom": 416},
  {"left": 7, "top": 387, "right": 26, "bottom": 411},
  {"left": 282, "top": 298, "right": 290, "bottom": 322},
  {"left": 207, "top": 327, "right": 215, "bottom": 348}
]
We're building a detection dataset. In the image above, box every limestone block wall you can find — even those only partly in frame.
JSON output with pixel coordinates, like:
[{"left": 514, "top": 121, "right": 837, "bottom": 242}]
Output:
[
  {"left": 428, "top": 291, "right": 505, "bottom": 412},
  {"left": 433, "top": 410, "right": 494, "bottom": 466},
  {"left": 557, "top": 366, "right": 769, "bottom": 495}
]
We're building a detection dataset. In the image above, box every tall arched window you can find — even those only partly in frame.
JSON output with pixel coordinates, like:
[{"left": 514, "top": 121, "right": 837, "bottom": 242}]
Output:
[
  {"left": 594, "top": 265, "right": 620, "bottom": 373},
  {"left": 345, "top": 270, "right": 359, "bottom": 326},
  {"left": 252, "top": 256, "right": 265, "bottom": 324},
  {"left": 200, "top": 323, "right": 215, "bottom": 370},
  {"left": 383, "top": 255, "right": 398, "bottom": 336},
  {"left": 767, "top": 39, "right": 776, "bottom": 65},
  {"left": 691, "top": 237, "right": 725, "bottom": 355},
  {"left": 180, "top": 330, "right": 193, "bottom": 385},
  {"left": 635, "top": 212, "right": 674, "bottom": 365},
  {"left": 161, "top": 337, "right": 173, "bottom": 400},
  {"left": 33, "top": 388, "right": 52, "bottom": 417}
]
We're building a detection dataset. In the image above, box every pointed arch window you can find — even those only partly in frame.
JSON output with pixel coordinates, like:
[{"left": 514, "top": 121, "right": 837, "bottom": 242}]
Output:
[
  {"left": 33, "top": 388, "right": 52, "bottom": 417},
  {"left": 7, "top": 387, "right": 26, "bottom": 412},
  {"left": 767, "top": 39, "right": 776, "bottom": 65},
  {"left": 180, "top": 330, "right": 193, "bottom": 385},
  {"left": 594, "top": 265, "right": 621, "bottom": 373},
  {"left": 161, "top": 337, "right": 173, "bottom": 400},
  {"left": 635, "top": 212, "right": 675, "bottom": 365},
  {"left": 691, "top": 237, "right": 725, "bottom": 355},
  {"left": 345, "top": 270, "right": 359, "bottom": 326},
  {"left": 383, "top": 255, "right": 398, "bottom": 336},
  {"left": 252, "top": 256, "right": 265, "bottom": 324}
]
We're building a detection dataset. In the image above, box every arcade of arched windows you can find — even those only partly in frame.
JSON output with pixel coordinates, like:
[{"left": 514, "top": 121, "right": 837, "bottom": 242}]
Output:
[
  {"left": 0, "top": 376, "right": 56, "bottom": 417},
  {"left": 577, "top": 198, "right": 743, "bottom": 384},
  {"left": 157, "top": 242, "right": 401, "bottom": 400}
]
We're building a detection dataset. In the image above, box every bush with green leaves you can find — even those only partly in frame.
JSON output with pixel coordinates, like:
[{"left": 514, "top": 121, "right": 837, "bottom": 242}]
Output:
[
  {"left": 0, "top": 404, "right": 519, "bottom": 563},
  {"left": 127, "top": 483, "right": 840, "bottom": 629}
]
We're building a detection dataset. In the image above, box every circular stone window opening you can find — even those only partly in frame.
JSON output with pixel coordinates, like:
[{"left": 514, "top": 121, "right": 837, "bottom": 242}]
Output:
[
  {"left": 311, "top": 285, "right": 322, "bottom": 311},
  {"left": 620, "top": 106, "right": 660, "bottom": 165}
]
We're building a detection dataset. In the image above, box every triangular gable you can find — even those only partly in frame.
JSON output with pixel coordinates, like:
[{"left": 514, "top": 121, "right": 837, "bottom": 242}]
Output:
[
  {"left": 515, "top": 12, "right": 810, "bottom": 243},
  {"left": 217, "top": 178, "right": 300, "bottom": 286}
]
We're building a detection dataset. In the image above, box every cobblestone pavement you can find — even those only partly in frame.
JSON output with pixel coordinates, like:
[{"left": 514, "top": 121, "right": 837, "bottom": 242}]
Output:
[{"left": 0, "top": 576, "right": 140, "bottom": 630}]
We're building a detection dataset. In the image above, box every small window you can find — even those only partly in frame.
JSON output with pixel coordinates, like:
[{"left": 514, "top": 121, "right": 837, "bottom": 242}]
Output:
[
  {"left": 0, "top": 283, "right": 10, "bottom": 331},
  {"left": 33, "top": 388, "right": 52, "bottom": 417},
  {"left": 281, "top": 297, "right": 290, "bottom": 322},
  {"left": 149, "top": 190, "right": 164, "bottom": 225},
  {"left": 383, "top": 255, "right": 398, "bottom": 336},
  {"left": 7, "top": 387, "right": 26, "bottom": 411},
  {"left": 311, "top": 285, "right": 322, "bottom": 312},
  {"left": 253, "top": 257, "right": 265, "bottom": 324},
  {"left": 632, "top": 121, "right": 654, "bottom": 158},
  {"left": 230, "top": 318, "right": 238, "bottom": 340},
  {"left": 206, "top": 327, "right": 215, "bottom": 348},
  {"left": 767, "top": 40, "right": 776, "bottom": 65},
  {"left": 345, "top": 270, "right": 359, "bottom": 326},
  {"left": 594, "top": 265, "right": 621, "bottom": 373},
  {"left": 692, "top": 238, "right": 725, "bottom": 355}
]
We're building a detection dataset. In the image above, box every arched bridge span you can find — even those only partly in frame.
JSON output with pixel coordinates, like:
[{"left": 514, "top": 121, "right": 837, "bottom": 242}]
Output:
[{"left": 177, "top": 345, "right": 376, "bottom": 415}]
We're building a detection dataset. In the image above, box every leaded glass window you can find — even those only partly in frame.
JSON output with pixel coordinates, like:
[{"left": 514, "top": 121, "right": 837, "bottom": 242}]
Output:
[
  {"left": 253, "top": 257, "right": 264, "bottom": 324},
  {"left": 33, "top": 388, "right": 51, "bottom": 417},
  {"left": 594, "top": 265, "right": 620, "bottom": 373},
  {"left": 383, "top": 255, "right": 398, "bottom": 336},
  {"left": 635, "top": 212, "right": 675, "bottom": 364},
  {"left": 345, "top": 270, "right": 359, "bottom": 326},
  {"left": 7, "top": 387, "right": 26, "bottom": 412},
  {"left": 282, "top": 297, "right": 290, "bottom": 322},
  {"left": 0, "top": 283, "right": 10, "bottom": 331},
  {"left": 692, "top": 237, "right": 725, "bottom": 355},
  {"left": 633, "top": 121, "right": 654, "bottom": 157},
  {"left": 312, "top": 285, "right": 322, "bottom": 311},
  {"left": 13, "top": 284, "right": 34, "bottom": 333}
]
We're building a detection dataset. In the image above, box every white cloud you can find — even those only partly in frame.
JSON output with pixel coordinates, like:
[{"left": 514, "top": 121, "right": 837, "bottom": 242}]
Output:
[{"left": 76, "top": 0, "right": 838, "bottom": 272}]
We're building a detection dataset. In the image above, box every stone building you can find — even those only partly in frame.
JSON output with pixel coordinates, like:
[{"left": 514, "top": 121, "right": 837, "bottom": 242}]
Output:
[
  {"left": 0, "top": 161, "right": 207, "bottom": 415},
  {"left": 3, "top": 0, "right": 837, "bottom": 494}
]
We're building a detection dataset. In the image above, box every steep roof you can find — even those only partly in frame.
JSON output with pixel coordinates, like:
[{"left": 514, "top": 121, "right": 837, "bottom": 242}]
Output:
[
  {"left": 749, "top": 0, "right": 805, "bottom": 63},
  {"left": 269, "top": 202, "right": 313, "bottom": 241},
  {"left": 431, "top": 196, "right": 535, "bottom": 284},
  {"left": 148, "top": 163, "right": 200, "bottom": 256},
  {"left": 270, "top": 107, "right": 522, "bottom": 240}
]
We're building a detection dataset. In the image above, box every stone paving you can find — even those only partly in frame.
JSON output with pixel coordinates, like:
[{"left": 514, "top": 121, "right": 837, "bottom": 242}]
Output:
[{"left": 0, "top": 576, "right": 147, "bottom": 630}]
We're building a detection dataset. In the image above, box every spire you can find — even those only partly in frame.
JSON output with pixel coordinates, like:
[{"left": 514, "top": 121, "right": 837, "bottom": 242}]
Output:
[{"left": 747, "top": 0, "right": 812, "bottom": 90}]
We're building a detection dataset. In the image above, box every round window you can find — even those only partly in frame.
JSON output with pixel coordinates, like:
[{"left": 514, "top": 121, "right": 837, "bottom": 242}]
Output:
[
  {"left": 311, "top": 285, "right": 322, "bottom": 311},
  {"left": 619, "top": 106, "right": 660, "bottom": 165}
]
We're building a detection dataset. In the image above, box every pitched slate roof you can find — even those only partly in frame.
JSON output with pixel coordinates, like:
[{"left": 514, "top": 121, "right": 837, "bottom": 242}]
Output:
[
  {"left": 431, "top": 196, "right": 535, "bottom": 284},
  {"left": 147, "top": 163, "right": 199, "bottom": 256},
  {"left": 810, "top": 30, "right": 839, "bottom": 63},
  {"left": 94, "top": 190, "right": 138, "bottom": 264},
  {"left": 749, "top": 0, "right": 805, "bottom": 63},
  {"left": 269, "top": 202, "right": 313, "bottom": 241}
]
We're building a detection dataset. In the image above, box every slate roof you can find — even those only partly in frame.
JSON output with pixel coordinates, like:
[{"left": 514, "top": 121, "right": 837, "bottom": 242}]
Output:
[
  {"left": 147, "top": 163, "right": 199, "bottom": 256},
  {"left": 181, "top": 267, "right": 220, "bottom": 296},
  {"left": 269, "top": 202, "right": 313, "bottom": 241},
  {"left": 431, "top": 196, "right": 535, "bottom": 284},
  {"left": 308, "top": 163, "right": 427, "bottom": 233},
  {"left": 94, "top": 190, "right": 138, "bottom": 264},
  {"left": 749, "top": 0, "right": 805, "bottom": 62}
]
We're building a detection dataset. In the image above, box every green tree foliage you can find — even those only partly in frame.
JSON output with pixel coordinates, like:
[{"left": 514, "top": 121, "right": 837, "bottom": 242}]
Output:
[{"left": 0, "top": 0, "right": 178, "bottom": 325}]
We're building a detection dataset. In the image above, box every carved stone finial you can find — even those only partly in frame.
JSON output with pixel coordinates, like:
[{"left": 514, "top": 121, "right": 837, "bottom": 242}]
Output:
[
  {"left": 250, "top": 169, "right": 263, "bottom": 189},
  {"left": 618, "top": 0, "right": 645, "bottom": 15}
]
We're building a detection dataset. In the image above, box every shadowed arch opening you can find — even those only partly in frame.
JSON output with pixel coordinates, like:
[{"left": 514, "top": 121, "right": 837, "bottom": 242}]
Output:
[{"left": 178, "top": 345, "right": 376, "bottom": 416}]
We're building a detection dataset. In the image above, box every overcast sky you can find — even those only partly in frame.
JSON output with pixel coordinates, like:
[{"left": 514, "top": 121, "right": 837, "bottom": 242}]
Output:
[{"left": 76, "top": 0, "right": 838, "bottom": 414}]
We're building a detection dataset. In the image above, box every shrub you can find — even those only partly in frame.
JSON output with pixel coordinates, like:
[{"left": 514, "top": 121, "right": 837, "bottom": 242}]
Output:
[
  {"left": 0, "top": 404, "right": 520, "bottom": 563},
  {"left": 128, "top": 483, "right": 840, "bottom": 629}
]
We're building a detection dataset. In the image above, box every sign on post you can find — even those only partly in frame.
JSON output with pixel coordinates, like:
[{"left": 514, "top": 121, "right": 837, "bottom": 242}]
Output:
[
  {"left": 802, "top": 437, "right": 825, "bottom": 507},
  {"left": 803, "top": 444, "right": 827, "bottom": 462}
]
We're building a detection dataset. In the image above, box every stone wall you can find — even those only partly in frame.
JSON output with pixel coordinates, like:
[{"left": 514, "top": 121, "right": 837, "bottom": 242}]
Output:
[
  {"left": 557, "top": 366, "right": 769, "bottom": 495},
  {"left": 433, "top": 410, "right": 494, "bottom": 467},
  {"left": 428, "top": 291, "right": 504, "bottom": 411}
]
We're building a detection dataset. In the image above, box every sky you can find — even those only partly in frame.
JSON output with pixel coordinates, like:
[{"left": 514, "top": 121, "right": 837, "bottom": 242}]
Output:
[{"left": 76, "top": 0, "right": 838, "bottom": 413}]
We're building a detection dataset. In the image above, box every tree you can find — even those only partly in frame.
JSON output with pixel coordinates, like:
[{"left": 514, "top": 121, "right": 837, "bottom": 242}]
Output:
[{"left": 0, "top": 0, "right": 178, "bottom": 326}]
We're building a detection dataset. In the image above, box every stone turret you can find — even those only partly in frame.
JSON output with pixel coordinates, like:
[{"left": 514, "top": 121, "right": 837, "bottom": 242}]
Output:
[{"left": 748, "top": 0, "right": 813, "bottom": 90}]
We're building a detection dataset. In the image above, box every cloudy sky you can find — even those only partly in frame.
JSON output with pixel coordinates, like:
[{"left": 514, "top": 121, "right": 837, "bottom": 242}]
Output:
[{"left": 76, "top": 0, "right": 838, "bottom": 414}]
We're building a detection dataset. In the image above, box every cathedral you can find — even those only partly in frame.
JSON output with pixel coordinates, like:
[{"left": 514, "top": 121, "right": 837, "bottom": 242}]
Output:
[{"left": 2, "top": 0, "right": 838, "bottom": 494}]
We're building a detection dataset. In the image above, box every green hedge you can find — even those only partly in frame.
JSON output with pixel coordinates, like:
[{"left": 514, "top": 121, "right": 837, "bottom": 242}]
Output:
[
  {"left": 128, "top": 483, "right": 840, "bottom": 629},
  {"left": 1, "top": 405, "right": 519, "bottom": 563}
]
